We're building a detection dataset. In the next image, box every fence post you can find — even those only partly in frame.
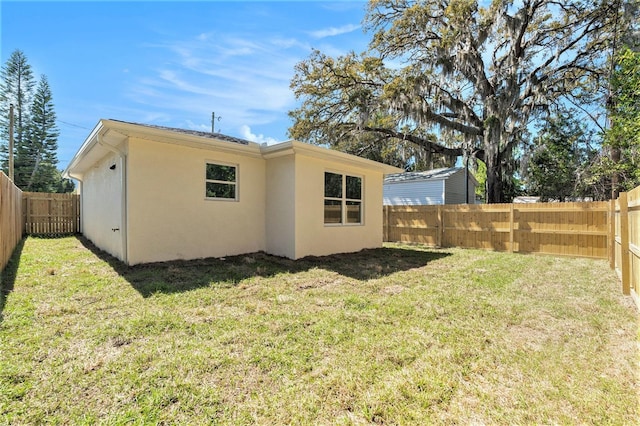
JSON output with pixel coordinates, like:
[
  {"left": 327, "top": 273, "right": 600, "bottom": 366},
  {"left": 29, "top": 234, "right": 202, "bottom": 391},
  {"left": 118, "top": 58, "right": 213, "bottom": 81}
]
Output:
[
  {"left": 24, "top": 195, "right": 29, "bottom": 235},
  {"left": 22, "top": 192, "right": 81, "bottom": 236},
  {"left": 437, "top": 205, "right": 443, "bottom": 247},
  {"left": 609, "top": 199, "right": 616, "bottom": 269},
  {"left": 509, "top": 204, "right": 515, "bottom": 253},
  {"left": 619, "top": 192, "right": 630, "bottom": 295},
  {"left": 49, "top": 196, "right": 53, "bottom": 234}
]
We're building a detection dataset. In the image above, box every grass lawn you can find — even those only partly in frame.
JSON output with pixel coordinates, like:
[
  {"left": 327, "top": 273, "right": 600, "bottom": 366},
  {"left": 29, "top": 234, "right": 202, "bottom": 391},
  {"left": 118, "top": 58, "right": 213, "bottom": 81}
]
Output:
[{"left": 1, "top": 236, "right": 638, "bottom": 425}]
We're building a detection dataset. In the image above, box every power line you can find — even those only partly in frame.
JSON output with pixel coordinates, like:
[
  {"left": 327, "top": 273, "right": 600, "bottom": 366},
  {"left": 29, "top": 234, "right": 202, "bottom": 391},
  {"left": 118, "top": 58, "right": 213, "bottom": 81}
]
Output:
[{"left": 57, "top": 120, "right": 88, "bottom": 129}]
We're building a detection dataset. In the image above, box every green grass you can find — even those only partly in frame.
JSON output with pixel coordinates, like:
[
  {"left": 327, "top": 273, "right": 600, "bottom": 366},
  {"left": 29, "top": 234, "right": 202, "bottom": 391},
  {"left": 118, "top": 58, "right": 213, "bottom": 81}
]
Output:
[{"left": 1, "top": 236, "right": 638, "bottom": 425}]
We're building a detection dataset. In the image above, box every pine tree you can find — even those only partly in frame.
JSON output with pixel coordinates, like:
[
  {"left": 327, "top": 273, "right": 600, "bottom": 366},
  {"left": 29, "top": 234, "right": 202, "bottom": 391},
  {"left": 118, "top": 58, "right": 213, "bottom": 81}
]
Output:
[
  {"left": 0, "top": 50, "right": 35, "bottom": 173},
  {"left": 15, "top": 75, "right": 59, "bottom": 191}
]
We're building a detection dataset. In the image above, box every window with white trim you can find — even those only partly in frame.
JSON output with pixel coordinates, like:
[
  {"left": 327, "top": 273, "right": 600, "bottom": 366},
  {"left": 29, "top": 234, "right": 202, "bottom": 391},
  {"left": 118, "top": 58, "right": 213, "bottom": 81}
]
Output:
[
  {"left": 205, "top": 163, "right": 237, "bottom": 200},
  {"left": 324, "top": 172, "right": 362, "bottom": 224}
]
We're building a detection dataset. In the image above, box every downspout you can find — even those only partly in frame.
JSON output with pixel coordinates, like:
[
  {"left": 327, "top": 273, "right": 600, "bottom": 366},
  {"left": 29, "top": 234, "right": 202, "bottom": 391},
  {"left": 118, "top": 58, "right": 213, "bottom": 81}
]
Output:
[{"left": 97, "top": 133, "right": 128, "bottom": 265}]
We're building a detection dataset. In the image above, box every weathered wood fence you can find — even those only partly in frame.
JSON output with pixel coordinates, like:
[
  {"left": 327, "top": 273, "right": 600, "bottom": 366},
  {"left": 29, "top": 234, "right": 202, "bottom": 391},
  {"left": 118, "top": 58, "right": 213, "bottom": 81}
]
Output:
[
  {"left": 383, "top": 188, "right": 640, "bottom": 307},
  {"left": 3, "top": 171, "right": 639, "bottom": 307},
  {"left": 383, "top": 202, "right": 609, "bottom": 259},
  {"left": 2, "top": 185, "right": 80, "bottom": 274},
  {"left": 22, "top": 192, "right": 80, "bottom": 236},
  {"left": 1, "top": 172, "right": 24, "bottom": 271},
  {"left": 612, "top": 186, "right": 640, "bottom": 308}
]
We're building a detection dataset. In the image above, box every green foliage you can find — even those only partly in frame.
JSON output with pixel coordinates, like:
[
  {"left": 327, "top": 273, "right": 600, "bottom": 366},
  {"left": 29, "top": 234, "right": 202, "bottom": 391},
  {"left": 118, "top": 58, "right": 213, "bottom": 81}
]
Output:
[
  {"left": 473, "top": 160, "right": 487, "bottom": 202},
  {"left": 0, "top": 50, "right": 35, "bottom": 171},
  {"left": 288, "top": 50, "right": 455, "bottom": 171},
  {"left": 466, "top": 157, "right": 523, "bottom": 203},
  {"left": 525, "top": 113, "right": 597, "bottom": 201},
  {"left": 602, "top": 46, "right": 640, "bottom": 192},
  {"left": 52, "top": 169, "right": 75, "bottom": 193},
  {"left": 0, "top": 50, "right": 72, "bottom": 192},
  {"left": 290, "top": 1, "right": 618, "bottom": 203},
  {"left": 14, "top": 76, "right": 60, "bottom": 192}
]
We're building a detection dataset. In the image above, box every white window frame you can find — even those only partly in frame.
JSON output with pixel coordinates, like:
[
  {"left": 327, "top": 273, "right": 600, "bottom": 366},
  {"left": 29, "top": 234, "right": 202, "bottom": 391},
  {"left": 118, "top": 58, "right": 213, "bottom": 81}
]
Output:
[
  {"left": 205, "top": 161, "right": 238, "bottom": 201},
  {"left": 324, "top": 170, "right": 364, "bottom": 226}
]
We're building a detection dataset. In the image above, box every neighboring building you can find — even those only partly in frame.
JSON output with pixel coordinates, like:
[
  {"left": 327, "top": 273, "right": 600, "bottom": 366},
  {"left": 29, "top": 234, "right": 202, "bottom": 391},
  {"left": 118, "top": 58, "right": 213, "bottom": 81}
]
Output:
[
  {"left": 383, "top": 167, "right": 478, "bottom": 205},
  {"left": 513, "top": 196, "right": 541, "bottom": 204},
  {"left": 64, "top": 119, "right": 402, "bottom": 265}
]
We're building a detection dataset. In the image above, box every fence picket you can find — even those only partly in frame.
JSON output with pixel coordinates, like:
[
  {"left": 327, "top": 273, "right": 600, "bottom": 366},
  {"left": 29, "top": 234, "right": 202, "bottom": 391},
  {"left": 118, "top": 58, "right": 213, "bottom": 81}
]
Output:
[
  {"left": 22, "top": 192, "right": 80, "bottom": 236},
  {"left": 4, "top": 175, "right": 639, "bottom": 307},
  {"left": 384, "top": 201, "right": 610, "bottom": 259},
  {"left": 0, "top": 172, "right": 23, "bottom": 271}
]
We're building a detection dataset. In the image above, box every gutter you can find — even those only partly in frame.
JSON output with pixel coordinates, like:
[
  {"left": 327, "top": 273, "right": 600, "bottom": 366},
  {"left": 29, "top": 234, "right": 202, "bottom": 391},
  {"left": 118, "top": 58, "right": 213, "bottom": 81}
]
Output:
[
  {"left": 261, "top": 140, "right": 403, "bottom": 174},
  {"left": 62, "top": 121, "right": 104, "bottom": 179}
]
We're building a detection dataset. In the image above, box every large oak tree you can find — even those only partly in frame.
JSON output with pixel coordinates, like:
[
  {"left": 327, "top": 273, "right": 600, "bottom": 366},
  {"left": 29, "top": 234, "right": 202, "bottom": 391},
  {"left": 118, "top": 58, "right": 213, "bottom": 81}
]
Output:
[{"left": 290, "top": 0, "right": 621, "bottom": 202}]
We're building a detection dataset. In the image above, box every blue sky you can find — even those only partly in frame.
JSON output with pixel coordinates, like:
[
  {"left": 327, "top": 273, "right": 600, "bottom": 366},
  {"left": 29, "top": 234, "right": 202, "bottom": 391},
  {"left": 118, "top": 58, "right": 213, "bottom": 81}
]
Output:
[{"left": 1, "top": 1, "right": 370, "bottom": 167}]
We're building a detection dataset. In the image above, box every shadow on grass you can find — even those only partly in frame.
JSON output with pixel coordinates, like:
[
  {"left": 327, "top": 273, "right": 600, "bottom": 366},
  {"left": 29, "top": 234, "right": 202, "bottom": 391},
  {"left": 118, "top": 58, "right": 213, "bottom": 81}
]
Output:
[
  {"left": 78, "top": 237, "right": 450, "bottom": 298},
  {"left": 0, "top": 239, "right": 25, "bottom": 323}
]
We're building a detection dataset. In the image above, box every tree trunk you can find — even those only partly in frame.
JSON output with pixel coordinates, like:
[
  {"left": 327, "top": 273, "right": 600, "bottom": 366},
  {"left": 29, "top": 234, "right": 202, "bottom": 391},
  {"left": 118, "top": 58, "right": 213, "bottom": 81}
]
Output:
[
  {"left": 484, "top": 119, "right": 504, "bottom": 204},
  {"left": 611, "top": 146, "right": 620, "bottom": 200},
  {"left": 485, "top": 152, "right": 503, "bottom": 203},
  {"left": 27, "top": 151, "right": 41, "bottom": 192}
]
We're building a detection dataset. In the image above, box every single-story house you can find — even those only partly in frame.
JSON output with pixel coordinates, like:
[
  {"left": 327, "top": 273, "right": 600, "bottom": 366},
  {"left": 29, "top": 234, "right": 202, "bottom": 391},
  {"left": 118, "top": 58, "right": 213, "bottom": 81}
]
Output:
[
  {"left": 64, "top": 119, "right": 402, "bottom": 265},
  {"left": 383, "top": 167, "right": 478, "bottom": 205}
]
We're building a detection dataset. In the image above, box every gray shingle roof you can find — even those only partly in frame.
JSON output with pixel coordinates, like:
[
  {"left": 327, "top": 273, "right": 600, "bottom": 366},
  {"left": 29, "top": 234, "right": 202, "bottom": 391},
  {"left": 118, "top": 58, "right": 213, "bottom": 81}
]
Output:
[
  {"left": 110, "top": 119, "right": 252, "bottom": 145},
  {"left": 384, "top": 167, "right": 463, "bottom": 183}
]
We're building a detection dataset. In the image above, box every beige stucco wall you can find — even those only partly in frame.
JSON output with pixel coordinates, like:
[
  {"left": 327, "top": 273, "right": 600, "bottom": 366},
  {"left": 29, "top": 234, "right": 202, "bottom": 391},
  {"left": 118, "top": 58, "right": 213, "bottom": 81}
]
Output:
[
  {"left": 70, "top": 123, "right": 395, "bottom": 264},
  {"left": 81, "top": 150, "right": 126, "bottom": 261},
  {"left": 265, "top": 154, "right": 296, "bottom": 259},
  {"left": 126, "top": 137, "right": 266, "bottom": 265},
  {"left": 292, "top": 154, "right": 385, "bottom": 259}
]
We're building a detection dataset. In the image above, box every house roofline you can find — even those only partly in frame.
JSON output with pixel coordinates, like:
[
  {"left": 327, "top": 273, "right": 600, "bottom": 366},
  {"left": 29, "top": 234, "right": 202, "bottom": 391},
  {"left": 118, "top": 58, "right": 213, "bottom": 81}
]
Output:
[
  {"left": 64, "top": 119, "right": 263, "bottom": 178},
  {"left": 65, "top": 120, "right": 404, "bottom": 178},
  {"left": 262, "top": 140, "right": 403, "bottom": 174},
  {"left": 63, "top": 120, "right": 105, "bottom": 179},
  {"left": 384, "top": 167, "right": 478, "bottom": 186}
]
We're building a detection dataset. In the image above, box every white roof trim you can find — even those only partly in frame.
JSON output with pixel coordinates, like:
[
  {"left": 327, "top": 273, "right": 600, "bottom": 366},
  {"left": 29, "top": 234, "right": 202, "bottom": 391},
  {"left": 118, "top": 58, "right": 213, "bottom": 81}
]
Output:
[
  {"left": 384, "top": 167, "right": 478, "bottom": 186},
  {"left": 262, "top": 140, "right": 403, "bottom": 174},
  {"left": 65, "top": 120, "right": 404, "bottom": 178}
]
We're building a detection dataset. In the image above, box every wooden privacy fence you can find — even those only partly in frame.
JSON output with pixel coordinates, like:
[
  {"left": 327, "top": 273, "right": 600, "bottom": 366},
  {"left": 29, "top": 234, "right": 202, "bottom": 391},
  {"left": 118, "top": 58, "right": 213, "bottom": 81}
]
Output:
[
  {"left": 1, "top": 172, "right": 24, "bottom": 271},
  {"left": 384, "top": 202, "right": 610, "bottom": 259},
  {"left": 612, "top": 186, "right": 640, "bottom": 308},
  {"left": 23, "top": 192, "right": 80, "bottom": 236},
  {"left": 1, "top": 185, "right": 79, "bottom": 274}
]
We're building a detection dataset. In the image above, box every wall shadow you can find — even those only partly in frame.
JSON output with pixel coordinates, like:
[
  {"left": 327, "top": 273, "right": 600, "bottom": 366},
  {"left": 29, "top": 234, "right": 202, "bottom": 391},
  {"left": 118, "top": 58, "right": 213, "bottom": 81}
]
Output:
[
  {"left": 77, "top": 237, "right": 450, "bottom": 298},
  {"left": 0, "top": 239, "right": 25, "bottom": 323}
]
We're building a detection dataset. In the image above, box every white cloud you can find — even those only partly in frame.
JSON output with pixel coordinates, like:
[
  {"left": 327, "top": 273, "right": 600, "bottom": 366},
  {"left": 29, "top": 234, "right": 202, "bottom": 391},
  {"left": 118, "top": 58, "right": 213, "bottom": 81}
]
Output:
[
  {"left": 270, "top": 37, "right": 310, "bottom": 50},
  {"left": 185, "top": 120, "right": 211, "bottom": 132},
  {"left": 128, "top": 31, "right": 302, "bottom": 138},
  {"left": 240, "top": 125, "right": 280, "bottom": 145},
  {"left": 309, "top": 24, "right": 360, "bottom": 39}
]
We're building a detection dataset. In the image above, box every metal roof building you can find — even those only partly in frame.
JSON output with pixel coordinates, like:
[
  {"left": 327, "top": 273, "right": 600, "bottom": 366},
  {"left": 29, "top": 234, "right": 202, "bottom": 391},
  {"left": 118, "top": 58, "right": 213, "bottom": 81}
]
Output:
[{"left": 383, "top": 167, "right": 478, "bottom": 205}]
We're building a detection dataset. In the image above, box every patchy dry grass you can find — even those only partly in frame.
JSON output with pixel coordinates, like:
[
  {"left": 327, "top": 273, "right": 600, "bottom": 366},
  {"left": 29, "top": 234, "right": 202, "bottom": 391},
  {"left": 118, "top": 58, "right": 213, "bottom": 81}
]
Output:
[{"left": 0, "top": 236, "right": 637, "bottom": 425}]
